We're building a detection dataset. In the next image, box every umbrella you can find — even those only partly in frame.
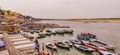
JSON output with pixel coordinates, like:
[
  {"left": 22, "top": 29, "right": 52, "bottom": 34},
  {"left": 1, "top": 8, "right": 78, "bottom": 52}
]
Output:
[{"left": 0, "top": 41, "right": 4, "bottom": 47}]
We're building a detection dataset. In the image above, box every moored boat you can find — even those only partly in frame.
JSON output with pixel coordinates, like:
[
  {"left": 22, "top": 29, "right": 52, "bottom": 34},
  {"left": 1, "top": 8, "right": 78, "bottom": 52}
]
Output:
[
  {"left": 30, "top": 30, "right": 34, "bottom": 34},
  {"left": 34, "top": 29, "right": 40, "bottom": 33},
  {"left": 62, "top": 40, "right": 73, "bottom": 47},
  {"left": 77, "top": 33, "right": 97, "bottom": 41},
  {"left": 92, "top": 40, "right": 115, "bottom": 49},
  {"left": 50, "top": 31, "right": 56, "bottom": 35},
  {"left": 22, "top": 34, "right": 34, "bottom": 40},
  {"left": 69, "top": 38, "right": 81, "bottom": 45},
  {"left": 54, "top": 40, "right": 70, "bottom": 49},
  {"left": 74, "top": 44, "right": 95, "bottom": 52},
  {"left": 45, "top": 33, "right": 51, "bottom": 36},
  {"left": 46, "top": 43, "right": 58, "bottom": 50},
  {"left": 38, "top": 33, "right": 46, "bottom": 38},
  {"left": 46, "top": 30, "right": 51, "bottom": 33},
  {"left": 83, "top": 42, "right": 107, "bottom": 51},
  {"left": 77, "top": 35, "right": 90, "bottom": 43},
  {"left": 55, "top": 30, "right": 64, "bottom": 34},
  {"left": 63, "top": 29, "right": 73, "bottom": 34}
]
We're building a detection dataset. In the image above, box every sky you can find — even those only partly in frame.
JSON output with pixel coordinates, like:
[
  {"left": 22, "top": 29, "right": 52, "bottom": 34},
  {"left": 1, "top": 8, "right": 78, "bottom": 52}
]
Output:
[{"left": 0, "top": 0, "right": 120, "bottom": 19}]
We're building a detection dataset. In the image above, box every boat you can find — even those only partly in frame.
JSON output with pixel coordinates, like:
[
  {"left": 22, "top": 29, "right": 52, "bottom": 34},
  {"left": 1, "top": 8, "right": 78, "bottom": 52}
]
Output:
[
  {"left": 83, "top": 42, "right": 107, "bottom": 51},
  {"left": 62, "top": 40, "right": 73, "bottom": 47},
  {"left": 22, "top": 34, "right": 34, "bottom": 40},
  {"left": 46, "top": 43, "right": 58, "bottom": 50},
  {"left": 92, "top": 40, "right": 115, "bottom": 49},
  {"left": 99, "top": 50, "right": 116, "bottom": 55},
  {"left": 77, "top": 33, "right": 97, "bottom": 41},
  {"left": 46, "top": 30, "right": 51, "bottom": 33},
  {"left": 30, "top": 30, "right": 34, "bottom": 34},
  {"left": 34, "top": 29, "right": 40, "bottom": 33},
  {"left": 88, "top": 34, "right": 97, "bottom": 41},
  {"left": 55, "top": 30, "right": 64, "bottom": 34},
  {"left": 69, "top": 38, "right": 81, "bottom": 45},
  {"left": 77, "top": 35, "right": 90, "bottom": 41},
  {"left": 74, "top": 44, "right": 95, "bottom": 52},
  {"left": 23, "top": 30, "right": 29, "bottom": 32},
  {"left": 38, "top": 33, "right": 46, "bottom": 38},
  {"left": 50, "top": 31, "right": 56, "bottom": 35},
  {"left": 45, "top": 33, "right": 51, "bottom": 36},
  {"left": 77, "top": 34, "right": 94, "bottom": 41},
  {"left": 54, "top": 40, "right": 70, "bottom": 49},
  {"left": 63, "top": 29, "right": 73, "bottom": 34}
]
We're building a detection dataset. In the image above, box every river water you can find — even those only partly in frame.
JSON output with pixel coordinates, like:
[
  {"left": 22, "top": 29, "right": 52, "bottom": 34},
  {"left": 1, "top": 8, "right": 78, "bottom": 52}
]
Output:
[{"left": 36, "top": 20, "right": 120, "bottom": 55}]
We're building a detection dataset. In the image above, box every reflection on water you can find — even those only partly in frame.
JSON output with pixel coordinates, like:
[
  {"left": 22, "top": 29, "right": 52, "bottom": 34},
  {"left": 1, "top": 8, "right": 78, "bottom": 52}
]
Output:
[{"left": 36, "top": 20, "right": 120, "bottom": 55}]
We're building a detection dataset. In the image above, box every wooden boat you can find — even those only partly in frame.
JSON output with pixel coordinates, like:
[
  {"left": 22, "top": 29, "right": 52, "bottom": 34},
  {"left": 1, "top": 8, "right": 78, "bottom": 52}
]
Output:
[
  {"left": 46, "top": 30, "right": 51, "bottom": 33},
  {"left": 63, "top": 29, "right": 73, "bottom": 34},
  {"left": 99, "top": 50, "right": 116, "bottom": 55},
  {"left": 92, "top": 40, "right": 115, "bottom": 49},
  {"left": 22, "top": 34, "right": 34, "bottom": 40},
  {"left": 77, "top": 35, "right": 90, "bottom": 42},
  {"left": 74, "top": 44, "right": 95, "bottom": 52},
  {"left": 83, "top": 42, "right": 107, "bottom": 51},
  {"left": 55, "top": 30, "right": 64, "bottom": 34},
  {"left": 46, "top": 43, "right": 58, "bottom": 50},
  {"left": 69, "top": 38, "right": 81, "bottom": 45},
  {"left": 30, "top": 30, "right": 34, "bottom": 34},
  {"left": 38, "top": 33, "right": 46, "bottom": 38},
  {"left": 34, "top": 29, "right": 40, "bottom": 33},
  {"left": 54, "top": 40, "right": 70, "bottom": 49},
  {"left": 62, "top": 40, "right": 73, "bottom": 47},
  {"left": 88, "top": 34, "right": 97, "bottom": 41},
  {"left": 50, "top": 31, "right": 56, "bottom": 35},
  {"left": 23, "top": 30, "right": 29, "bottom": 32},
  {"left": 77, "top": 33, "right": 97, "bottom": 41},
  {"left": 45, "top": 33, "right": 51, "bottom": 36}
]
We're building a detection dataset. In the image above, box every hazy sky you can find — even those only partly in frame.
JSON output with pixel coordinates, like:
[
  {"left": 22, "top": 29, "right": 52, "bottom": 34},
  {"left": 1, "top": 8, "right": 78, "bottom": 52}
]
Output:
[{"left": 0, "top": 0, "right": 120, "bottom": 19}]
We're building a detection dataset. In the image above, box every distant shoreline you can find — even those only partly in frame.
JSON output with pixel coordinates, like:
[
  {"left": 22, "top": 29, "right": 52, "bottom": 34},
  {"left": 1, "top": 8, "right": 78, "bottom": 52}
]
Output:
[
  {"left": 40, "top": 18, "right": 120, "bottom": 22},
  {"left": 66, "top": 18, "right": 120, "bottom": 23}
]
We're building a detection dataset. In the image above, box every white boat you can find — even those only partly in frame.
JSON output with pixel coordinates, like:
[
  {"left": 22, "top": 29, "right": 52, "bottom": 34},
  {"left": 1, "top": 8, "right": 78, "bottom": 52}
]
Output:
[{"left": 93, "top": 40, "right": 115, "bottom": 49}]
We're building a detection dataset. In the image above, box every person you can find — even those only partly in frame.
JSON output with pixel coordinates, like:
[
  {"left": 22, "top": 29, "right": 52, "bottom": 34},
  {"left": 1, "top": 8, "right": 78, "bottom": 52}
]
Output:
[
  {"left": 35, "top": 39, "right": 39, "bottom": 45},
  {"left": 34, "top": 44, "right": 39, "bottom": 52},
  {"left": 42, "top": 43, "right": 44, "bottom": 51}
]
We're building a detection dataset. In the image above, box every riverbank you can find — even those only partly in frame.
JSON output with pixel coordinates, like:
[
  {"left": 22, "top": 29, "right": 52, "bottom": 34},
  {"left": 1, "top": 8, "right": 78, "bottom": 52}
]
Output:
[{"left": 66, "top": 18, "right": 120, "bottom": 23}]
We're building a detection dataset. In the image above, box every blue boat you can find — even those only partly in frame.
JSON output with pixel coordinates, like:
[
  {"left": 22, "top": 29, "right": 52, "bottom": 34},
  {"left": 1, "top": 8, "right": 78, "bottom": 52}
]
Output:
[{"left": 74, "top": 44, "right": 95, "bottom": 52}]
